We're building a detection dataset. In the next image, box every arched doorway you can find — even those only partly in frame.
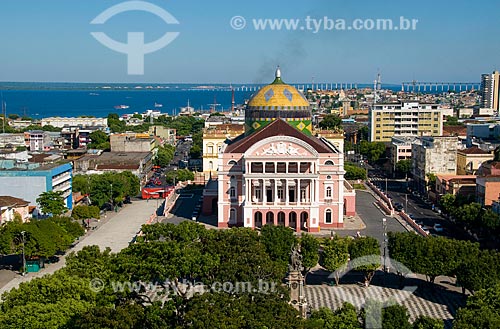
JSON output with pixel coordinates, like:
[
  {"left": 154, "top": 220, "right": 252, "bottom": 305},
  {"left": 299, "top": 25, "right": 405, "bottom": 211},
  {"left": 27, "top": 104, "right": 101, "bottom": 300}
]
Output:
[
  {"left": 211, "top": 198, "right": 218, "bottom": 215},
  {"left": 230, "top": 208, "right": 236, "bottom": 224},
  {"left": 254, "top": 211, "right": 263, "bottom": 228},
  {"left": 289, "top": 212, "right": 297, "bottom": 230},
  {"left": 277, "top": 212, "right": 285, "bottom": 226},
  {"left": 266, "top": 212, "right": 274, "bottom": 225},
  {"left": 300, "top": 211, "right": 308, "bottom": 231}
]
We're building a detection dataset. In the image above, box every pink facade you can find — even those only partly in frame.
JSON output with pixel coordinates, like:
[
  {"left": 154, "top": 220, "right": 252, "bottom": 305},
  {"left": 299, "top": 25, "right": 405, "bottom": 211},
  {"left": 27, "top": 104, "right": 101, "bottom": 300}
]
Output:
[{"left": 215, "top": 119, "right": 355, "bottom": 231}]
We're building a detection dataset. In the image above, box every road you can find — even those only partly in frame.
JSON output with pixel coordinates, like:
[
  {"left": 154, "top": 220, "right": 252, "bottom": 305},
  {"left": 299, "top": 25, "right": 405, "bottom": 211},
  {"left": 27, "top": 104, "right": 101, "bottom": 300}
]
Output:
[
  {"left": 335, "top": 190, "right": 407, "bottom": 244},
  {"left": 162, "top": 189, "right": 203, "bottom": 225}
]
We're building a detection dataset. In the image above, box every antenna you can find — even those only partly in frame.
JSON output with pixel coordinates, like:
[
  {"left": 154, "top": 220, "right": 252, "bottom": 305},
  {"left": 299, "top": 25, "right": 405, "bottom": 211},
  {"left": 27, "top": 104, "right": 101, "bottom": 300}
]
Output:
[{"left": 1, "top": 93, "right": 5, "bottom": 134}]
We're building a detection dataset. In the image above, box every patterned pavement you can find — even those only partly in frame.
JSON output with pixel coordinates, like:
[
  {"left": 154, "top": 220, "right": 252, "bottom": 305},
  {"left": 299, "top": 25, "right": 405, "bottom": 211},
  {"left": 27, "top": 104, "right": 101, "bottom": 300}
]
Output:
[{"left": 306, "top": 283, "right": 465, "bottom": 328}]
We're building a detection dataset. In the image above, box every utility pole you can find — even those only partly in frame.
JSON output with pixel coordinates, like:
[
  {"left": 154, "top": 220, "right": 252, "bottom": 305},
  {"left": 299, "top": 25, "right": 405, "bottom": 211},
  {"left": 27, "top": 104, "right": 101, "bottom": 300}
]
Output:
[
  {"left": 405, "top": 193, "right": 408, "bottom": 213},
  {"left": 382, "top": 218, "right": 387, "bottom": 272},
  {"left": 21, "top": 231, "right": 26, "bottom": 276},
  {"left": 385, "top": 177, "right": 388, "bottom": 195}
]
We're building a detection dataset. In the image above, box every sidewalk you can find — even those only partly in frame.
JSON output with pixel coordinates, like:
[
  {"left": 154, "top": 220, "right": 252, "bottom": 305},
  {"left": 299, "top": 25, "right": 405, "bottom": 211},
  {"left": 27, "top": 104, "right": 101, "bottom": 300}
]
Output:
[{"left": 0, "top": 199, "right": 159, "bottom": 296}]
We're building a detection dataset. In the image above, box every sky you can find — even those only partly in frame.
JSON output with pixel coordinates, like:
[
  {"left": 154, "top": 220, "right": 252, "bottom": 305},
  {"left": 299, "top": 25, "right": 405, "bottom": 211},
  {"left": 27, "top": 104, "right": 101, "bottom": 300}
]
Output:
[{"left": 0, "top": 0, "right": 499, "bottom": 84}]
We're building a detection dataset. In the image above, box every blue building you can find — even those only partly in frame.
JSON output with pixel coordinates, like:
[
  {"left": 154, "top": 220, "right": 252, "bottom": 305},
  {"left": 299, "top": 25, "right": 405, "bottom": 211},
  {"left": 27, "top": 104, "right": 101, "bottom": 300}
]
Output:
[{"left": 0, "top": 161, "right": 73, "bottom": 210}]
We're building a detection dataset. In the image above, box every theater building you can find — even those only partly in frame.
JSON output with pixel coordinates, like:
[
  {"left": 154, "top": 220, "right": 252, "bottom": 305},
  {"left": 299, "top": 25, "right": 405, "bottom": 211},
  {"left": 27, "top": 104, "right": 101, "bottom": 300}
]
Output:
[{"left": 204, "top": 68, "right": 355, "bottom": 231}]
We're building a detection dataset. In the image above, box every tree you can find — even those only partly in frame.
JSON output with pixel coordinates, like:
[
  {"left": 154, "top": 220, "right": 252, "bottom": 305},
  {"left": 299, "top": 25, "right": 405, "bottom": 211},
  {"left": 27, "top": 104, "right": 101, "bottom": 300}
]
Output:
[
  {"left": 260, "top": 225, "right": 298, "bottom": 266},
  {"left": 395, "top": 159, "right": 412, "bottom": 175},
  {"left": 412, "top": 316, "right": 444, "bottom": 329},
  {"left": 319, "top": 114, "right": 342, "bottom": 130},
  {"left": 348, "top": 236, "right": 380, "bottom": 286},
  {"left": 154, "top": 144, "right": 175, "bottom": 167},
  {"left": 7, "top": 113, "right": 19, "bottom": 120},
  {"left": 321, "top": 236, "right": 350, "bottom": 285},
  {"left": 426, "top": 173, "right": 437, "bottom": 192},
  {"left": 300, "top": 233, "right": 320, "bottom": 274},
  {"left": 72, "top": 205, "right": 100, "bottom": 220},
  {"left": 307, "top": 303, "right": 362, "bottom": 328},
  {"left": 36, "top": 190, "right": 66, "bottom": 216},
  {"left": 382, "top": 304, "right": 411, "bottom": 329},
  {"left": 359, "top": 141, "right": 386, "bottom": 162},
  {"left": 454, "top": 284, "right": 500, "bottom": 328},
  {"left": 165, "top": 169, "right": 194, "bottom": 184},
  {"left": 456, "top": 249, "right": 500, "bottom": 294},
  {"left": 88, "top": 130, "right": 110, "bottom": 150},
  {"left": 439, "top": 194, "right": 456, "bottom": 214},
  {"left": 345, "top": 163, "right": 367, "bottom": 180}
]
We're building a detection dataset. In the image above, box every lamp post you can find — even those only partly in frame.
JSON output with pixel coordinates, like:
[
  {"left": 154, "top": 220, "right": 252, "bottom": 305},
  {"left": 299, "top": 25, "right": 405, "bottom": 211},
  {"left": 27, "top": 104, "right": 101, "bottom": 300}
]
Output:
[
  {"left": 382, "top": 218, "right": 387, "bottom": 273},
  {"left": 110, "top": 183, "right": 113, "bottom": 206},
  {"left": 20, "top": 231, "right": 26, "bottom": 276}
]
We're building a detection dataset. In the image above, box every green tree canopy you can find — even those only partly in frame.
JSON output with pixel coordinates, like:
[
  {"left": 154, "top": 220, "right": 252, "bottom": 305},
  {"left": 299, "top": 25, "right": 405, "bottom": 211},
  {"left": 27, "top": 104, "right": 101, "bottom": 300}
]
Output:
[
  {"left": 319, "top": 114, "right": 342, "bottom": 130},
  {"left": 36, "top": 191, "right": 67, "bottom": 216}
]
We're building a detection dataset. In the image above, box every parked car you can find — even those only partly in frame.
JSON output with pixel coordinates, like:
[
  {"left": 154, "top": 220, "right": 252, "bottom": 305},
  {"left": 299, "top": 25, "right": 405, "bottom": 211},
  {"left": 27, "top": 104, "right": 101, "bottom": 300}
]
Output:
[{"left": 433, "top": 223, "right": 444, "bottom": 233}]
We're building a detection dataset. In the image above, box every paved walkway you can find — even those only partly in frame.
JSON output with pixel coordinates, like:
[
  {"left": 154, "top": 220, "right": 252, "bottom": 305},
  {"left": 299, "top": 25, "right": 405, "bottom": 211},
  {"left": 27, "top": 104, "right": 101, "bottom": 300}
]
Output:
[{"left": 0, "top": 199, "right": 159, "bottom": 296}]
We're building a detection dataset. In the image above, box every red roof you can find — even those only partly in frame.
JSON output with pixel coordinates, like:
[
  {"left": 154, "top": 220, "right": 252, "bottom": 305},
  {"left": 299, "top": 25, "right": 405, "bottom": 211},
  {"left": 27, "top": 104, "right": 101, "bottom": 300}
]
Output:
[
  {"left": 225, "top": 119, "right": 333, "bottom": 154},
  {"left": 459, "top": 146, "right": 491, "bottom": 155}
]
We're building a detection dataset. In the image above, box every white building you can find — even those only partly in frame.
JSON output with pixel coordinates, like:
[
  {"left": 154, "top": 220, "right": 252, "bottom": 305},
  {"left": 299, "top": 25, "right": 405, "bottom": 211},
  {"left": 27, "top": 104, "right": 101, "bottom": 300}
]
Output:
[
  {"left": 41, "top": 117, "right": 108, "bottom": 128},
  {"left": 369, "top": 102, "right": 444, "bottom": 142}
]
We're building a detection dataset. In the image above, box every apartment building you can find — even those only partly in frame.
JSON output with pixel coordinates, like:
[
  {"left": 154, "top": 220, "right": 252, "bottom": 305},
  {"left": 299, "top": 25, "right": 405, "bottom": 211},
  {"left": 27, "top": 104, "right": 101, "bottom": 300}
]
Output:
[{"left": 369, "top": 102, "right": 443, "bottom": 142}]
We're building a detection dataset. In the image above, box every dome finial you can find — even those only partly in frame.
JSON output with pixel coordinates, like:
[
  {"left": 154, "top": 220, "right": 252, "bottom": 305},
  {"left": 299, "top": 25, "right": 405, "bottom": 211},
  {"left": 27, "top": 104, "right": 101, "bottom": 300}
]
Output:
[{"left": 275, "top": 65, "right": 281, "bottom": 79}]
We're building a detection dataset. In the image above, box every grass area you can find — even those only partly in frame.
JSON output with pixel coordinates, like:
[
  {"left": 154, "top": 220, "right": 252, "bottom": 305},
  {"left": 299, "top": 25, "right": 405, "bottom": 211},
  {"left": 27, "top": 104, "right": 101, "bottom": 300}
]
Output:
[{"left": 352, "top": 184, "right": 366, "bottom": 190}]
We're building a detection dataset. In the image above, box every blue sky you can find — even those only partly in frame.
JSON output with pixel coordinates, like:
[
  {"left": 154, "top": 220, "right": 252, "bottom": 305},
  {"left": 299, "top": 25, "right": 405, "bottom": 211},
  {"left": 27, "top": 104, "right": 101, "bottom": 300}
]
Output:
[{"left": 0, "top": 0, "right": 499, "bottom": 83}]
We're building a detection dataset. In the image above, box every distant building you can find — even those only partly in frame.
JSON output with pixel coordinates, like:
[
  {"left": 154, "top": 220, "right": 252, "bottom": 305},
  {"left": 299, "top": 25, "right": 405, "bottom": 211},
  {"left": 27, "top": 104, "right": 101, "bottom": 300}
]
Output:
[
  {"left": 369, "top": 102, "right": 444, "bottom": 142},
  {"left": 390, "top": 136, "right": 418, "bottom": 173},
  {"left": 110, "top": 133, "right": 157, "bottom": 153},
  {"left": 456, "top": 147, "right": 494, "bottom": 175},
  {"left": 0, "top": 195, "right": 30, "bottom": 223},
  {"left": 480, "top": 71, "right": 500, "bottom": 111},
  {"left": 476, "top": 176, "right": 500, "bottom": 206},
  {"left": 73, "top": 151, "right": 153, "bottom": 186},
  {"left": 466, "top": 123, "right": 500, "bottom": 147},
  {"left": 28, "top": 131, "right": 52, "bottom": 151},
  {"left": 0, "top": 162, "right": 73, "bottom": 210},
  {"left": 148, "top": 126, "right": 176, "bottom": 145},
  {"left": 41, "top": 117, "right": 107, "bottom": 128},
  {"left": 412, "top": 136, "right": 459, "bottom": 193},
  {"left": 435, "top": 175, "right": 476, "bottom": 199},
  {"left": 0, "top": 133, "right": 26, "bottom": 149},
  {"left": 202, "top": 124, "right": 245, "bottom": 181}
]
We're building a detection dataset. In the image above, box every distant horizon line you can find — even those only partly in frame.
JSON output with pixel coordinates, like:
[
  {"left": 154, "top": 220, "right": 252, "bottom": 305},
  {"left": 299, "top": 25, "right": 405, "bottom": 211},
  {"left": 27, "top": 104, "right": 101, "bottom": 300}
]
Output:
[{"left": 0, "top": 80, "right": 481, "bottom": 86}]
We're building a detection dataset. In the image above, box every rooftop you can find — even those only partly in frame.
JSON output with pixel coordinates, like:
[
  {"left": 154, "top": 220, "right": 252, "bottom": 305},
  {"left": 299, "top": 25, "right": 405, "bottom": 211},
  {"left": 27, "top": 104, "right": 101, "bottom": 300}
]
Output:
[
  {"left": 225, "top": 119, "right": 333, "bottom": 154},
  {"left": 459, "top": 146, "right": 491, "bottom": 155},
  {"left": 0, "top": 195, "right": 30, "bottom": 207}
]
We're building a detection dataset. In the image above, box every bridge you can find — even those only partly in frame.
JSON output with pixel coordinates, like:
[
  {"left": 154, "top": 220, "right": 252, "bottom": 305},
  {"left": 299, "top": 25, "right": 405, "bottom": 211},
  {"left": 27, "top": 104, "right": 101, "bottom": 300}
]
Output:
[{"left": 401, "top": 81, "right": 481, "bottom": 93}]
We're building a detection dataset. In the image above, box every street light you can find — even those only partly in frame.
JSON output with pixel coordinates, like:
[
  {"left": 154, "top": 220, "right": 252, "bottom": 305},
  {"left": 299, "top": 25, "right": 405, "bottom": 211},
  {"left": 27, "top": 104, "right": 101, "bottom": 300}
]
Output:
[
  {"left": 20, "top": 231, "right": 26, "bottom": 276},
  {"left": 110, "top": 183, "right": 113, "bottom": 207},
  {"left": 382, "top": 218, "right": 387, "bottom": 273}
]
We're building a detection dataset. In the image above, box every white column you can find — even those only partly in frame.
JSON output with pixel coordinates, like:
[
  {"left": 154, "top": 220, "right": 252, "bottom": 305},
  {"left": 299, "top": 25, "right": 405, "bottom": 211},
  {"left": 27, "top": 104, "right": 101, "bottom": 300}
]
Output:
[
  {"left": 285, "top": 179, "right": 289, "bottom": 205},
  {"left": 274, "top": 179, "right": 278, "bottom": 205},
  {"left": 315, "top": 178, "right": 320, "bottom": 204},
  {"left": 298, "top": 179, "right": 301, "bottom": 205},
  {"left": 263, "top": 179, "right": 267, "bottom": 205}
]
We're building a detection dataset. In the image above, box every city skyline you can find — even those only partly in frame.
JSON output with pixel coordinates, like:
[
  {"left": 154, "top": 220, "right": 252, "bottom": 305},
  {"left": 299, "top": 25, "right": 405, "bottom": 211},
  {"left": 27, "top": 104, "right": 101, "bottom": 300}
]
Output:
[{"left": 0, "top": 0, "right": 499, "bottom": 83}]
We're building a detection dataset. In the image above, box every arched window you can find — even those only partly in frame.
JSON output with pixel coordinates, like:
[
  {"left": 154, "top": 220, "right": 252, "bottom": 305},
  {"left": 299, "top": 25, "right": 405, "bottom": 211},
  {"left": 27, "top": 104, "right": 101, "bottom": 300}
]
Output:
[
  {"left": 325, "top": 209, "right": 332, "bottom": 224},
  {"left": 266, "top": 212, "right": 274, "bottom": 225},
  {"left": 230, "top": 187, "right": 236, "bottom": 198},
  {"left": 277, "top": 212, "right": 285, "bottom": 226},
  {"left": 325, "top": 160, "right": 334, "bottom": 165},
  {"left": 230, "top": 208, "right": 236, "bottom": 222},
  {"left": 209, "top": 161, "right": 213, "bottom": 170},
  {"left": 326, "top": 186, "right": 332, "bottom": 198},
  {"left": 228, "top": 160, "right": 237, "bottom": 165},
  {"left": 255, "top": 211, "right": 263, "bottom": 228}
]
